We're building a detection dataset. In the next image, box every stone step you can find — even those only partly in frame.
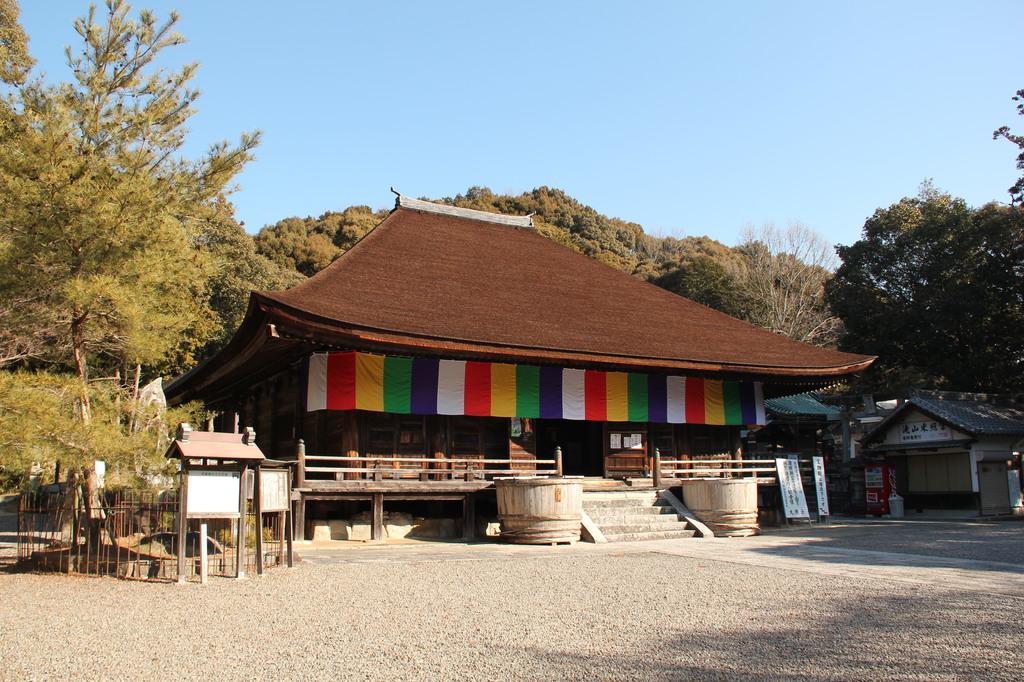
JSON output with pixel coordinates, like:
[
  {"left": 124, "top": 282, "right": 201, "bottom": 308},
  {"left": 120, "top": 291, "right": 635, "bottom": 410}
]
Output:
[
  {"left": 584, "top": 512, "right": 683, "bottom": 526},
  {"left": 598, "top": 519, "right": 691, "bottom": 535},
  {"left": 583, "top": 500, "right": 674, "bottom": 511},
  {"left": 584, "top": 507, "right": 680, "bottom": 520},
  {"left": 581, "top": 496, "right": 666, "bottom": 509},
  {"left": 583, "top": 491, "right": 660, "bottom": 501},
  {"left": 603, "top": 529, "right": 696, "bottom": 542}
]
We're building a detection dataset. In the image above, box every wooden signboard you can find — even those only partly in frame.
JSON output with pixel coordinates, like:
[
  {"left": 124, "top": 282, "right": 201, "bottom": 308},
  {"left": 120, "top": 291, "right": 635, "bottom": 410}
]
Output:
[
  {"left": 260, "top": 470, "right": 290, "bottom": 512},
  {"left": 775, "top": 457, "right": 809, "bottom": 519},
  {"left": 186, "top": 470, "right": 241, "bottom": 518}
]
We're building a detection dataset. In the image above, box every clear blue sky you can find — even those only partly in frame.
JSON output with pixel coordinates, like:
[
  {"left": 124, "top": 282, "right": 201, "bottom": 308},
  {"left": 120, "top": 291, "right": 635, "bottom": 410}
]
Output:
[{"left": 19, "top": 1, "right": 1024, "bottom": 247}]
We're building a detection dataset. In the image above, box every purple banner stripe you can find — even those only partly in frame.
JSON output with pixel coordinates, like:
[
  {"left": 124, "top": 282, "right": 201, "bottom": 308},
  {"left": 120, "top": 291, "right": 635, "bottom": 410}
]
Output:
[
  {"left": 410, "top": 358, "right": 439, "bottom": 414},
  {"left": 647, "top": 374, "right": 667, "bottom": 424},
  {"left": 539, "top": 365, "right": 563, "bottom": 419},
  {"left": 740, "top": 382, "right": 757, "bottom": 425}
]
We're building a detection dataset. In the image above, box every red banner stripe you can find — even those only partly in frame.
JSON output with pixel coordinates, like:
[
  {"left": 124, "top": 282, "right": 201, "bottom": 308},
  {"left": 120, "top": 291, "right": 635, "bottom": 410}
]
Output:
[
  {"left": 326, "top": 351, "right": 356, "bottom": 410},
  {"left": 584, "top": 370, "right": 607, "bottom": 421},
  {"left": 463, "top": 361, "right": 492, "bottom": 416},
  {"left": 684, "top": 377, "right": 705, "bottom": 424}
]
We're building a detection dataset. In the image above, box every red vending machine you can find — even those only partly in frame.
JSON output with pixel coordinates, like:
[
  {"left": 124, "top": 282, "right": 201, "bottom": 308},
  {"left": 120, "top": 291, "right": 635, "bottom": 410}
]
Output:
[{"left": 864, "top": 464, "right": 893, "bottom": 515}]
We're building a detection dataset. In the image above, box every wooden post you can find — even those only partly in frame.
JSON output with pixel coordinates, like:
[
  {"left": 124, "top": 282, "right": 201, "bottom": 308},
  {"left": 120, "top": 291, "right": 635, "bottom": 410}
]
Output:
[
  {"left": 254, "top": 466, "right": 264, "bottom": 576},
  {"left": 294, "top": 495, "right": 306, "bottom": 542},
  {"left": 555, "top": 446, "right": 563, "bottom": 477},
  {"left": 285, "top": 470, "right": 294, "bottom": 568},
  {"left": 341, "top": 410, "right": 360, "bottom": 481},
  {"left": 463, "top": 493, "right": 476, "bottom": 541},
  {"left": 653, "top": 447, "right": 663, "bottom": 489},
  {"left": 371, "top": 493, "right": 384, "bottom": 541},
  {"left": 199, "top": 523, "right": 209, "bottom": 585},
  {"left": 236, "top": 465, "right": 247, "bottom": 579},
  {"left": 176, "top": 468, "right": 189, "bottom": 584},
  {"left": 295, "top": 438, "right": 306, "bottom": 487}
]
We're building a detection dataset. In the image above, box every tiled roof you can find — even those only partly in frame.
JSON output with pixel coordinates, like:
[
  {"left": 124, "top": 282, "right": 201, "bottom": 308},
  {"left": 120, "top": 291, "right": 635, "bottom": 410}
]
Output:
[
  {"left": 260, "top": 200, "right": 873, "bottom": 375},
  {"left": 909, "top": 393, "right": 1024, "bottom": 436},
  {"left": 765, "top": 392, "right": 841, "bottom": 418},
  {"left": 864, "top": 391, "right": 1024, "bottom": 444}
]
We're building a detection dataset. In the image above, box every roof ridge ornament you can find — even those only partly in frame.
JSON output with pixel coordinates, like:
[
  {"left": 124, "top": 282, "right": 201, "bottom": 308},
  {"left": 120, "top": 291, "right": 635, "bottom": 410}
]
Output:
[{"left": 391, "top": 191, "right": 534, "bottom": 229}]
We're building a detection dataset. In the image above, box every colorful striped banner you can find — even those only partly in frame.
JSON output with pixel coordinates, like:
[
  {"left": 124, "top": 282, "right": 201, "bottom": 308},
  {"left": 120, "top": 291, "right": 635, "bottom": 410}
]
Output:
[{"left": 306, "top": 352, "right": 766, "bottom": 425}]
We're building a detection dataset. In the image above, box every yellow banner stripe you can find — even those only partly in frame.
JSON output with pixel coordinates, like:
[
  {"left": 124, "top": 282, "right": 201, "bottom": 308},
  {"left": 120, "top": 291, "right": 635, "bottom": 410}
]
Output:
[
  {"left": 606, "top": 372, "right": 629, "bottom": 421},
  {"left": 703, "top": 379, "right": 725, "bottom": 425},
  {"left": 355, "top": 352, "right": 384, "bottom": 411},
  {"left": 490, "top": 363, "right": 517, "bottom": 417}
]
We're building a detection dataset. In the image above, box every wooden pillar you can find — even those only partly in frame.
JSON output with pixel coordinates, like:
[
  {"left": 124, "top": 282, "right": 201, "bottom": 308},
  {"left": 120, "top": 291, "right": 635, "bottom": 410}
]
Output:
[
  {"left": 555, "top": 446, "right": 563, "bottom": 477},
  {"left": 341, "top": 410, "right": 359, "bottom": 481},
  {"left": 294, "top": 495, "right": 306, "bottom": 542},
  {"left": 254, "top": 466, "right": 264, "bottom": 576},
  {"left": 653, "top": 448, "right": 663, "bottom": 488},
  {"left": 295, "top": 439, "right": 306, "bottom": 487},
  {"left": 236, "top": 465, "right": 247, "bottom": 579},
  {"left": 371, "top": 493, "right": 384, "bottom": 540},
  {"left": 462, "top": 493, "right": 476, "bottom": 541},
  {"left": 176, "top": 468, "right": 189, "bottom": 584},
  {"left": 285, "top": 468, "right": 294, "bottom": 567}
]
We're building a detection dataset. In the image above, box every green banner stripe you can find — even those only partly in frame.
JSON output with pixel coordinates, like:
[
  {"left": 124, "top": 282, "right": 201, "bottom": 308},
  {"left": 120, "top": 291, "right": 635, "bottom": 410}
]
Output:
[
  {"left": 383, "top": 355, "right": 412, "bottom": 413},
  {"left": 627, "top": 373, "right": 648, "bottom": 422},
  {"left": 723, "top": 381, "right": 742, "bottom": 425},
  {"left": 515, "top": 364, "right": 540, "bottom": 418}
]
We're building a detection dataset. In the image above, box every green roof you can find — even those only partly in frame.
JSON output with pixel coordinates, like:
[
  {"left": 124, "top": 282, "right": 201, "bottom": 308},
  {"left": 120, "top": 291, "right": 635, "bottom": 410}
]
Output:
[{"left": 765, "top": 392, "right": 841, "bottom": 418}]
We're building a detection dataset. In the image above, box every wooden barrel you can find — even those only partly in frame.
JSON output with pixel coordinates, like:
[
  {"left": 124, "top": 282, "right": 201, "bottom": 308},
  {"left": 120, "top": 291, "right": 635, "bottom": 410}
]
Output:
[
  {"left": 680, "top": 479, "right": 759, "bottom": 537},
  {"left": 495, "top": 477, "right": 583, "bottom": 544}
]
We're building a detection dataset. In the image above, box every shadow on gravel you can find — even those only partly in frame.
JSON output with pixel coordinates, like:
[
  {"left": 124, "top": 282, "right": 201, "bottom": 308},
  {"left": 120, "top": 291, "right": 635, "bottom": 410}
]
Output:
[
  {"left": 756, "top": 522, "right": 1024, "bottom": 571},
  {"left": 512, "top": 590, "right": 1018, "bottom": 681}
]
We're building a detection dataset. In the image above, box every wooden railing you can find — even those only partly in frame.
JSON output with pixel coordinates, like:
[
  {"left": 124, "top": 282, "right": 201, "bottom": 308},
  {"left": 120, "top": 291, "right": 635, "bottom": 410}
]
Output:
[
  {"left": 652, "top": 450, "right": 811, "bottom": 488},
  {"left": 294, "top": 440, "right": 562, "bottom": 485}
]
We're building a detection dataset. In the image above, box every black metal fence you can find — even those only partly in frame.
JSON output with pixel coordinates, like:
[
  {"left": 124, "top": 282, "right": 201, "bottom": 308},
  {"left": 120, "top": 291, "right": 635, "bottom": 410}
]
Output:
[{"left": 16, "top": 488, "right": 286, "bottom": 582}]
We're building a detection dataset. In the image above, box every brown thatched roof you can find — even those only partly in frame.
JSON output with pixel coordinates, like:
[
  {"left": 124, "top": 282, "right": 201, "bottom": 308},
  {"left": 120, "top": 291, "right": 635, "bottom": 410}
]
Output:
[{"left": 167, "top": 197, "right": 872, "bottom": 404}]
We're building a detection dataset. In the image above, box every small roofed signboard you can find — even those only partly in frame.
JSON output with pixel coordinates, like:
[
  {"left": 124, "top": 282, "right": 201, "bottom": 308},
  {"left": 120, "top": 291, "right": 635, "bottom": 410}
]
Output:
[
  {"left": 187, "top": 470, "right": 240, "bottom": 518},
  {"left": 260, "top": 470, "right": 290, "bottom": 512}
]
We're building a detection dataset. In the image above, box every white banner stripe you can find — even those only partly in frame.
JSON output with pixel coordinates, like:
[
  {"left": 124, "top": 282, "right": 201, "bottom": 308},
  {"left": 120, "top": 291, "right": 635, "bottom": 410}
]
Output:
[
  {"left": 754, "top": 382, "right": 766, "bottom": 425},
  {"left": 437, "top": 360, "right": 466, "bottom": 415},
  {"left": 666, "top": 376, "right": 685, "bottom": 423},
  {"left": 561, "top": 368, "right": 586, "bottom": 420},
  {"left": 306, "top": 353, "right": 328, "bottom": 411}
]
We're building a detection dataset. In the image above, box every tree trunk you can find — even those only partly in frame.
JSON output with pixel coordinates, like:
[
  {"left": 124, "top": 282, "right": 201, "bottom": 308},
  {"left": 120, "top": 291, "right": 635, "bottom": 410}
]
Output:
[{"left": 70, "top": 312, "right": 91, "bottom": 423}]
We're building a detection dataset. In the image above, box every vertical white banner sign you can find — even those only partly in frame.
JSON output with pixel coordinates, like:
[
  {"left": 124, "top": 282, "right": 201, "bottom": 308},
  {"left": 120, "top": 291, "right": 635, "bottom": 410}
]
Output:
[
  {"left": 812, "top": 456, "right": 830, "bottom": 518},
  {"left": 775, "top": 457, "right": 809, "bottom": 519}
]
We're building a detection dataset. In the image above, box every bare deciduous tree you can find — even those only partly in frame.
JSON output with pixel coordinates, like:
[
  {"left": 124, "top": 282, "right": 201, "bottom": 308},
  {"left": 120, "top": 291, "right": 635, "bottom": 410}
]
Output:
[{"left": 728, "top": 222, "right": 842, "bottom": 347}]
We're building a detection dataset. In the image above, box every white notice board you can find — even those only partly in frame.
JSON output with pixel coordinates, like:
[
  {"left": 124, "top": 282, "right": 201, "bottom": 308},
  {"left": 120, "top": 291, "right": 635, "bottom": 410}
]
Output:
[
  {"left": 812, "top": 456, "right": 830, "bottom": 517},
  {"left": 775, "top": 458, "right": 809, "bottom": 519},
  {"left": 260, "top": 470, "right": 290, "bottom": 512},
  {"left": 186, "top": 470, "right": 240, "bottom": 518}
]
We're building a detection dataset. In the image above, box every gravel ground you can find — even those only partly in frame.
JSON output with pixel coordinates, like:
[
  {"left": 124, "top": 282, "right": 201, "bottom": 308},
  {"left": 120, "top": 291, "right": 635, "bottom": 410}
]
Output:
[
  {"left": 2, "top": 550, "right": 1022, "bottom": 681},
  {"left": 768, "top": 519, "right": 1024, "bottom": 565}
]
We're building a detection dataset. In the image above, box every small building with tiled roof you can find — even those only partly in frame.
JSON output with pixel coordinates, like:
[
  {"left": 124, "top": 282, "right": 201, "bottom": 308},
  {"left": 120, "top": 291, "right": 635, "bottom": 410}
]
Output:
[
  {"left": 166, "top": 195, "right": 874, "bottom": 539},
  {"left": 863, "top": 391, "right": 1024, "bottom": 516}
]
